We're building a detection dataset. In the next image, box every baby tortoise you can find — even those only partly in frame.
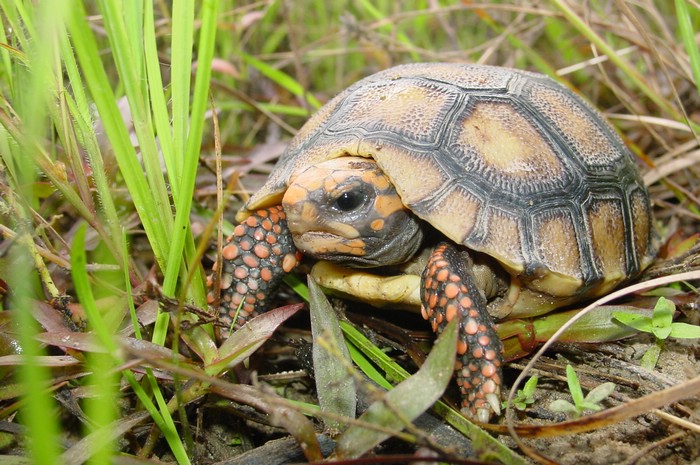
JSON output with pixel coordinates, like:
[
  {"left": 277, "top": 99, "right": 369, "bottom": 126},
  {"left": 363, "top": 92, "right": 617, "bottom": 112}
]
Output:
[{"left": 208, "top": 63, "right": 657, "bottom": 422}]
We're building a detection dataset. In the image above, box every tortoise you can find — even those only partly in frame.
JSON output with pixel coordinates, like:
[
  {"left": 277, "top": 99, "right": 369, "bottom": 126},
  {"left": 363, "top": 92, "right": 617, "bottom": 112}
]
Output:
[{"left": 208, "top": 63, "right": 657, "bottom": 422}]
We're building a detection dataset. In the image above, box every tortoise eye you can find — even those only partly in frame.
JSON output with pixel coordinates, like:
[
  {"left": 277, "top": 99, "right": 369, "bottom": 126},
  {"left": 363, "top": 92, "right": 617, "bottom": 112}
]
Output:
[{"left": 333, "top": 189, "right": 367, "bottom": 212}]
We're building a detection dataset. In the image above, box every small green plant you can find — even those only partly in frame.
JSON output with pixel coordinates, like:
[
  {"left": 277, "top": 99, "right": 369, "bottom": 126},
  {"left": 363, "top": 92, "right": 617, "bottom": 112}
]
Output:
[
  {"left": 503, "top": 375, "right": 539, "bottom": 411},
  {"left": 614, "top": 296, "right": 700, "bottom": 370},
  {"left": 549, "top": 365, "right": 615, "bottom": 417}
]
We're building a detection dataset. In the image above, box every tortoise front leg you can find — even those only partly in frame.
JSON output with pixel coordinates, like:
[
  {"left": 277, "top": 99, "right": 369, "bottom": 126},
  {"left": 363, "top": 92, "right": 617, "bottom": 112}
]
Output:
[
  {"left": 207, "top": 205, "right": 300, "bottom": 330},
  {"left": 421, "top": 242, "right": 504, "bottom": 422}
]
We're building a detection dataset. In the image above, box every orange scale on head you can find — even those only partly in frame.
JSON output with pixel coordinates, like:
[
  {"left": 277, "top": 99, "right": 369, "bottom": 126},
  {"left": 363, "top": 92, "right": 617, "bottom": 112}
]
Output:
[
  {"left": 370, "top": 218, "right": 385, "bottom": 231},
  {"left": 245, "top": 216, "right": 260, "bottom": 227},
  {"left": 478, "top": 335, "right": 491, "bottom": 347}
]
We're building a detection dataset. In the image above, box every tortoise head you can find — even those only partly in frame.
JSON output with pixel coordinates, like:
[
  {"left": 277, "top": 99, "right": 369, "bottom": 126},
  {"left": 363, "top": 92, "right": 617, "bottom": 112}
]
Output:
[{"left": 282, "top": 156, "right": 424, "bottom": 267}]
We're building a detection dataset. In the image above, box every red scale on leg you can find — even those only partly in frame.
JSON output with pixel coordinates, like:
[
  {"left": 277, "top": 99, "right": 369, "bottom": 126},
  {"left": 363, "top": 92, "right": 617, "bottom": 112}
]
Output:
[
  {"left": 420, "top": 242, "right": 504, "bottom": 422},
  {"left": 207, "top": 206, "right": 300, "bottom": 331}
]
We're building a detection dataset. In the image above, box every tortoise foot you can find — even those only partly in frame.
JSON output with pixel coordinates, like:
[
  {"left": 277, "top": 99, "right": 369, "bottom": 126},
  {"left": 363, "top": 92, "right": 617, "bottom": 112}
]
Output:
[
  {"left": 207, "top": 206, "right": 300, "bottom": 329},
  {"left": 421, "top": 242, "right": 504, "bottom": 422}
]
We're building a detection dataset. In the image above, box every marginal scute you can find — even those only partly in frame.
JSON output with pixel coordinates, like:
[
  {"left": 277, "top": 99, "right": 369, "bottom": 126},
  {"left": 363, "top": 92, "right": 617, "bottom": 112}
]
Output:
[
  {"left": 631, "top": 188, "right": 654, "bottom": 268},
  {"left": 587, "top": 198, "right": 627, "bottom": 284},
  {"left": 478, "top": 208, "right": 524, "bottom": 273},
  {"left": 531, "top": 209, "right": 584, "bottom": 292},
  {"left": 420, "top": 184, "right": 481, "bottom": 245}
]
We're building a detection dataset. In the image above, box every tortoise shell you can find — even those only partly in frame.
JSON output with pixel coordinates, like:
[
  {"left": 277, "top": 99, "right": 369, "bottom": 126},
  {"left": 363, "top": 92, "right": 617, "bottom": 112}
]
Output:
[{"left": 240, "top": 63, "right": 656, "bottom": 310}]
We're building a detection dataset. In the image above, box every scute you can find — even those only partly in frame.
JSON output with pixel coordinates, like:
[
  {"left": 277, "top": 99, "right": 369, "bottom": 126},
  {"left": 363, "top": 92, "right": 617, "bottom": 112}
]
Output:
[
  {"left": 453, "top": 100, "right": 571, "bottom": 193},
  {"left": 242, "top": 62, "right": 656, "bottom": 299},
  {"left": 527, "top": 83, "right": 628, "bottom": 167}
]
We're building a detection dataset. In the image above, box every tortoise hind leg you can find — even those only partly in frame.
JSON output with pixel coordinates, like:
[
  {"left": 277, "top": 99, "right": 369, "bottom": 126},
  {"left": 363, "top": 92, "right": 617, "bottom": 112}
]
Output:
[{"left": 420, "top": 242, "right": 504, "bottom": 422}]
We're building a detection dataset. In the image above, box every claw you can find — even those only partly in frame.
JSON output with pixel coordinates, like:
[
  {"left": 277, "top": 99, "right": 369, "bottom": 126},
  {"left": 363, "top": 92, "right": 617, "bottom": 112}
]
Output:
[
  {"left": 476, "top": 407, "right": 492, "bottom": 425},
  {"left": 486, "top": 393, "right": 501, "bottom": 417}
]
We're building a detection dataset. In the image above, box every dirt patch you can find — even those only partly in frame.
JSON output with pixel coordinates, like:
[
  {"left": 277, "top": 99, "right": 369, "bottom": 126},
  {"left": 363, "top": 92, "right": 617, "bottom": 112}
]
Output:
[{"left": 501, "top": 336, "right": 700, "bottom": 464}]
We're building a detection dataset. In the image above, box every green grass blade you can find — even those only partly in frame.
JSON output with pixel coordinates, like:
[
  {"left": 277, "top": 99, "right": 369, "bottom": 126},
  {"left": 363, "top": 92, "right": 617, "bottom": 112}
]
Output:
[
  {"left": 3, "top": 2, "right": 66, "bottom": 461},
  {"left": 66, "top": 2, "right": 170, "bottom": 269},
  {"left": 143, "top": 1, "right": 176, "bottom": 192},
  {"left": 96, "top": 0, "right": 174, "bottom": 248},
  {"left": 161, "top": 0, "right": 219, "bottom": 301},
  {"left": 70, "top": 224, "right": 118, "bottom": 464},
  {"left": 170, "top": 0, "right": 195, "bottom": 185},
  {"left": 675, "top": 0, "right": 700, "bottom": 97}
]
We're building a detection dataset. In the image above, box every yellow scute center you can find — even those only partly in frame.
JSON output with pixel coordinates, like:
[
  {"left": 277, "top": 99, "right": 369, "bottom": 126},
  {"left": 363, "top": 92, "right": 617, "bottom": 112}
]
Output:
[{"left": 459, "top": 102, "right": 565, "bottom": 180}]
